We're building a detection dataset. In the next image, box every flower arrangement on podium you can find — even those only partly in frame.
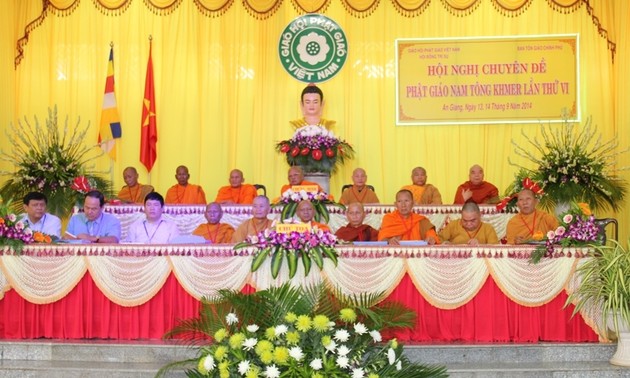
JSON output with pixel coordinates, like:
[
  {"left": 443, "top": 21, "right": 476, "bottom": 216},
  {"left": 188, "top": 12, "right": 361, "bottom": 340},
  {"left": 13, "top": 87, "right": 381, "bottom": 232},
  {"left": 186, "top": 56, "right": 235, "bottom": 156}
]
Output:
[
  {"left": 158, "top": 283, "right": 447, "bottom": 378},
  {"left": 273, "top": 188, "right": 342, "bottom": 223},
  {"left": 530, "top": 201, "right": 603, "bottom": 263},
  {"left": 0, "top": 107, "right": 113, "bottom": 219},
  {"left": 508, "top": 117, "right": 627, "bottom": 212},
  {"left": 276, "top": 125, "right": 355, "bottom": 174},
  {"left": 0, "top": 197, "right": 53, "bottom": 254},
  {"left": 234, "top": 221, "right": 338, "bottom": 279}
]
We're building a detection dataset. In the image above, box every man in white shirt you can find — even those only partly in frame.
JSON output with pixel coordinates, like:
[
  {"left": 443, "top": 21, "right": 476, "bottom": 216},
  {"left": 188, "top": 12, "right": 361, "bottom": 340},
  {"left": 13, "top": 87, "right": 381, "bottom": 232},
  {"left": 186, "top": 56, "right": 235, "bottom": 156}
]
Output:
[
  {"left": 21, "top": 192, "right": 62, "bottom": 239},
  {"left": 126, "top": 192, "right": 180, "bottom": 244}
]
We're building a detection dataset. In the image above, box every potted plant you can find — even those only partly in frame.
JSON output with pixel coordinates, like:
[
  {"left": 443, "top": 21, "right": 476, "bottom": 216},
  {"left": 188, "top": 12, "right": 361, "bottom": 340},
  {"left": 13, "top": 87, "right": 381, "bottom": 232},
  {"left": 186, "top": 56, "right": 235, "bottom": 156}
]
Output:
[{"left": 566, "top": 239, "right": 630, "bottom": 366}]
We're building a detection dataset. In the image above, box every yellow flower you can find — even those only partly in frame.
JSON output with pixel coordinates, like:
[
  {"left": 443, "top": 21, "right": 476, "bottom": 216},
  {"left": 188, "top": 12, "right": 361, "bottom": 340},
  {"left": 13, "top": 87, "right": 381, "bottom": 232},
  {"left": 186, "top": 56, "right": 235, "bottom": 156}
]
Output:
[
  {"left": 391, "top": 338, "right": 398, "bottom": 349},
  {"left": 273, "top": 346, "right": 290, "bottom": 364},
  {"left": 229, "top": 333, "right": 246, "bottom": 349},
  {"left": 214, "top": 345, "right": 229, "bottom": 361},
  {"left": 578, "top": 202, "right": 592, "bottom": 216},
  {"left": 246, "top": 366, "right": 260, "bottom": 378},
  {"left": 312, "top": 315, "right": 330, "bottom": 332},
  {"left": 255, "top": 339, "right": 273, "bottom": 355},
  {"left": 368, "top": 374, "right": 379, "bottom": 378},
  {"left": 265, "top": 326, "right": 277, "bottom": 340},
  {"left": 312, "top": 373, "right": 324, "bottom": 378},
  {"left": 339, "top": 308, "right": 357, "bottom": 322},
  {"left": 285, "top": 312, "right": 298, "bottom": 322},
  {"left": 259, "top": 350, "right": 274, "bottom": 364},
  {"left": 219, "top": 361, "right": 230, "bottom": 378},
  {"left": 532, "top": 231, "right": 544, "bottom": 240},
  {"left": 286, "top": 331, "right": 300, "bottom": 344},
  {"left": 321, "top": 335, "right": 332, "bottom": 347},
  {"left": 296, "top": 315, "right": 312, "bottom": 332},
  {"left": 214, "top": 328, "right": 228, "bottom": 342}
]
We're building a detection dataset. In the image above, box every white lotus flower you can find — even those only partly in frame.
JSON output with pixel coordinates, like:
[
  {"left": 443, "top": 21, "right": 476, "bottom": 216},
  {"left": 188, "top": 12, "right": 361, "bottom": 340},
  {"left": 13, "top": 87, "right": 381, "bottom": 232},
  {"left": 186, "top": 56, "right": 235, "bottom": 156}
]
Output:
[{"left": 296, "top": 32, "right": 330, "bottom": 65}]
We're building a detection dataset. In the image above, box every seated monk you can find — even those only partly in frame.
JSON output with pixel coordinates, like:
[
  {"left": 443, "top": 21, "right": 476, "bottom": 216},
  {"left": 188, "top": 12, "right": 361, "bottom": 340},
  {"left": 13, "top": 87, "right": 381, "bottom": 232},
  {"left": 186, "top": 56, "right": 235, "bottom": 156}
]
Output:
[
  {"left": 280, "top": 166, "right": 324, "bottom": 196},
  {"left": 506, "top": 189, "right": 558, "bottom": 244},
  {"left": 117, "top": 167, "right": 154, "bottom": 204},
  {"left": 339, "top": 168, "right": 379, "bottom": 205},
  {"left": 378, "top": 189, "right": 439, "bottom": 245},
  {"left": 215, "top": 169, "right": 257, "bottom": 205},
  {"left": 335, "top": 202, "right": 378, "bottom": 242},
  {"left": 401, "top": 166, "right": 442, "bottom": 205},
  {"left": 192, "top": 202, "right": 235, "bottom": 243},
  {"left": 126, "top": 192, "right": 180, "bottom": 244},
  {"left": 295, "top": 200, "right": 330, "bottom": 231},
  {"left": 439, "top": 202, "right": 498, "bottom": 245},
  {"left": 165, "top": 165, "right": 207, "bottom": 204},
  {"left": 232, "top": 195, "right": 274, "bottom": 242},
  {"left": 453, "top": 164, "right": 500, "bottom": 204}
]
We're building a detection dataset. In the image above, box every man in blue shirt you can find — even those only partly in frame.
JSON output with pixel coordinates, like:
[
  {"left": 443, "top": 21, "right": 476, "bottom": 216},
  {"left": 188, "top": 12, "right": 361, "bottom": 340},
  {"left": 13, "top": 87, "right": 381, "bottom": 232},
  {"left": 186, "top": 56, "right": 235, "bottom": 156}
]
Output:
[{"left": 64, "top": 190, "right": 121, "bottom": 243}]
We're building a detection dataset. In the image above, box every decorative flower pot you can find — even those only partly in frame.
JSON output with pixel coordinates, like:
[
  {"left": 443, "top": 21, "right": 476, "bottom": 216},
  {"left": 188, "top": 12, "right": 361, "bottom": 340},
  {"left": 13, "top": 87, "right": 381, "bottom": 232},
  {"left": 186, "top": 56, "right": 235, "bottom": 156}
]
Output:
[
  {"left": 607, "top": 312, "right": 630, "bottom": 366},
  {"left": 304, "top": 171, "right": 331, "bottom": 194}
]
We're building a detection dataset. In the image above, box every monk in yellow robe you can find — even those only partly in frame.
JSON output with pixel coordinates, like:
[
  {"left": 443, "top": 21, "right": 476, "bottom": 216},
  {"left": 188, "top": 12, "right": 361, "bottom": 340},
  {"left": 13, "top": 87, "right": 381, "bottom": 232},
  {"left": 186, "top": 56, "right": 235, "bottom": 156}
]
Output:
[
  {"left": 280, "top": 166, "right": 324, "bottom": 196},
  {"left": 453, "top": 164, "right": 500, "bottom": 204},
  {"left": 117, "top": 167, "right": 154, "bottom": 204},
  {"left": 506, "top": 189, "right": 558, "bottom": 244},
  {"left": 215, "top": 169, "right": 257, "bottom": 205},
  {"left": 335, "top": 202, "right": 378, "bottom": 242},
  {"left": 295, "top": 200, "right": 330, "bottom": 232},
  {"left": 439, "top": 202, "right": 499, "bottom": 245},
  {"left": 378, "top": 190, "right": 439, "bottom": 245},
  {"left": 401, "top": 167, "right": 442, "bottom": 205},
  {"left": 165, "top": 165, "right": 207, "bottom": 205},
  {"left": 232, "top": 196, "right": 275, "bottom": 242},
  {"left": 192, "top": 202, "right": 234, "bottom": 243},
  {"left": 339, "top": 168, "right": 379, "bottom": 205}
]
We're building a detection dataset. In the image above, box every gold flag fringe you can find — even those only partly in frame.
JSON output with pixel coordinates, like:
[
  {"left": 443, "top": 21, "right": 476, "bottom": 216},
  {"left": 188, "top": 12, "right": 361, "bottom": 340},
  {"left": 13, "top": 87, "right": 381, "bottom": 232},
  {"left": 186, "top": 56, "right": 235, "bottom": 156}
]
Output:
[
  {"left": 439, "top": 0, "right": 480, "bottom": 17},
  {"left": 391, "top": 0, "right": 430, "bottom": 18},
  {"left": 581, "top": 0, "right": 616, "bottom": 63},
  {"left": 341, "top": 0, "right": 380, "bottom": 18},
  {"left": 491, "top": 0, "right": 531, "bottom": 17},
  {"left": 92, "top": 0, "right": 132, "bottom": 16},
  {"left": 242, "top": 0, "right": 283, "bottom": 20},
  {"left": 15, "top": 0, "right": 49, "bottom": 69},
  {"left": 290, "top": 0, "right": 331, "bottom": 14},
  {"left": 194, "top": 0, "right": 235, "bottom": 17},
  {"left": 48, "top": 0, "right": 80, "bottom": 16},
  {"left": 545, "top": 0, "right": 581, "bottom": 14},
  {"left": 143, "top": 0, "right": 182, "bottom": 15}
]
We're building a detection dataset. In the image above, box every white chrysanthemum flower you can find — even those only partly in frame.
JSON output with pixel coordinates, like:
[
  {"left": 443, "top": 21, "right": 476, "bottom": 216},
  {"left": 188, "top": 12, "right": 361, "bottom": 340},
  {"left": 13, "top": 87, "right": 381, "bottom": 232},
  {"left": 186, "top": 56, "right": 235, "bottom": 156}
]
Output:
[
  {"left": 353, "top": 323, "right": 368, "bottom": 335},
  {"left": 243, "top": 337, "right": 258, "bottom": 351},
  {"left": 334, "top": 329, "right": 350, "bottom": 343},
  {"left": 337, "top": 345, "right": 351, "bottom": 356},
  {"left": 396, "top": 360, "right": 402, "bottom": 370},
  {"left": 264, "top": 364, "right": 280, "bottom": 378},
  {"left": 275, "top": 324, "right": 288, "bottom": 336},
  {"left": 203, "top": 355, "right": 216, "bottom": 371},
  {"left": 238, "top": 360, "right": 250, "bottom": 375},
  {"left": 352, "top": 368, "right": 365, "bottom": 378},
  {"left": 336, "top": 356, "right": 349, "bottom": 369},
  {"left": 388, "top": 348, "right": 396, "bottom": 364},
  {"left": 369, "top": 330, "right": 382, "bottom": 342},
  {"left": 289, "top": 346, "right": 304, "bottom": 361},
  {"left": 246, "top": 324, "right": 259, "bottom": 333},
  {"left": 226, "top": 313, "right": 239, "bottom": 325},
  {"left": 310, "top": 358, "right": 323, "bottom": 370},
  {"left": 325, "top": 340, "right": 337, "bottom": 353}
]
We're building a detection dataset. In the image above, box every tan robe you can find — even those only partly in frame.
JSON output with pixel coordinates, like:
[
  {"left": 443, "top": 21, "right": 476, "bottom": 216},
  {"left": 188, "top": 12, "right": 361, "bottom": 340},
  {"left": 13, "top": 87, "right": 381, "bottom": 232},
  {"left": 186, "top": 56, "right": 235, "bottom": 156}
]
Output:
[
  {"left": 339, "top": 187, "right": 380, "bottom": 205},
  {"left": 192, "top": 223, "right": 235, "bottom": 243},
  {"left": 505, "top": 210, "right": 558, "bottom": 244},
  {"left": 401, "top": 184, "right": 442, "bottom": 205},
  {"left": 438, "top": 220, "right": 499, "bottom": 244}
]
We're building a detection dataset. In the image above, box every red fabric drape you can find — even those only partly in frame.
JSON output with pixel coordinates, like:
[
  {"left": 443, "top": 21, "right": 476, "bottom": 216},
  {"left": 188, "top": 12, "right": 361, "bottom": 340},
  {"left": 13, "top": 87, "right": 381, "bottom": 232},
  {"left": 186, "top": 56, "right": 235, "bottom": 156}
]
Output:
[{"left": 0, "top": 273, "right": 598, "bottom": 342}]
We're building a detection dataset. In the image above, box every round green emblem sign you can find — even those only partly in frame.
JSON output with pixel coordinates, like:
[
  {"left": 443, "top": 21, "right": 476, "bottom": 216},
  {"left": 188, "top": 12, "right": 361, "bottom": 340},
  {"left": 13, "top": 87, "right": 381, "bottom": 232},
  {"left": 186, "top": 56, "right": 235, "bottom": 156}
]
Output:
[{"left": 278, "top": 14, "right": 348, "bottom": 83}]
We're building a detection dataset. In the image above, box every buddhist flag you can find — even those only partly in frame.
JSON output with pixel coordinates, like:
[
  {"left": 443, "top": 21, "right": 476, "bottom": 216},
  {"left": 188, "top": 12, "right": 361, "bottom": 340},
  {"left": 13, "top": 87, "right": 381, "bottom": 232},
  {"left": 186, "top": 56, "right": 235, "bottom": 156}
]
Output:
[
  {"left": 98, "top": 47, "right": 122, "bottom": 160},
  {"left": 140, "top": 41, "right": 157, "bottom": 172}
]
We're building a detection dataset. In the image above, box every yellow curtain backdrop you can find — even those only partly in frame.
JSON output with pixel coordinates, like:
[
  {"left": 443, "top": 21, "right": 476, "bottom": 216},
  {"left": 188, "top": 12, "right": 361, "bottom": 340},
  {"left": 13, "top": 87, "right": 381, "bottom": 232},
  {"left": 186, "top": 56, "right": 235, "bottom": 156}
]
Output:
[{"left": 1, "top": 0, "right": 628, "bottom": 240}]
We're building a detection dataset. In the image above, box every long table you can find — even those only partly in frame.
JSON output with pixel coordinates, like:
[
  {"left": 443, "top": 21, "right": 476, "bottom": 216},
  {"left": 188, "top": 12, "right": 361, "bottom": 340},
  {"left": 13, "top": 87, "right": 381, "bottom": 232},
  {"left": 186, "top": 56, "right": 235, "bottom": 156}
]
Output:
[{"left": 0, "top": 244, "right": 600, "bottom": 342}]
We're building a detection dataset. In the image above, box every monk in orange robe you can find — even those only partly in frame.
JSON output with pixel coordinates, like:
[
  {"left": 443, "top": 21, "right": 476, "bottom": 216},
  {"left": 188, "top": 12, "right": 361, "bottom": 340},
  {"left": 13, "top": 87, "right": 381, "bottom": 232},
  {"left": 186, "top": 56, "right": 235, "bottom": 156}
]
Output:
[
  {"left": 165, "top": 165, "right": 207, "bottom": 204},
  {"left": 280, "top": 166, "right": 324, "bottom": 196},
  {"left": 453, "top": 164, "right": 500, "bottom": 204},
  {"left": 232, "top": 195, "right": 274, "bottom": 242},
  {"left": 439, "top": 202, "right": 499, "bottom": 245},
  {"left": 192, "top": 202, "right": 235, "bottom": 243},
  {"left": 215, "top": 169, "right": 257, "bottom": 205},
  {"left": 117, "top": 167, "right": 154, "bottom": 204},
  {"left": 506, "top": 189, "right": 558, "bottom": 244},
  {"left": 339, "top": 168, "right": 379, "bottom": 205},
  {"left": 295, "top": 200, "right": 330, "bottom": 231},
  {"left": 378, "top": 190, "right": 439, "bottom": 245},
  {"left": 401, "top": 167, "right": 442, "bottom": 205},
  {"left": 335, "top": 202, "right": 378, "bottom": 242}
]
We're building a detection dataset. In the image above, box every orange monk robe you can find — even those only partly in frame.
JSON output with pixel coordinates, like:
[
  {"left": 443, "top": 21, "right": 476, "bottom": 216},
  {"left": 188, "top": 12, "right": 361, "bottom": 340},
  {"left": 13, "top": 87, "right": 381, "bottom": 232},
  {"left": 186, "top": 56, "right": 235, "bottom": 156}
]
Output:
[
  {"left": 117, "top": 184, "right": 154, "bottom": 204},
  {"left": 192, "top": 223, "right": 235, "bottom": 243},
  {"left": 453, "top": 181, "right": 499, "bottom": 204},
  {"left": 165, "top": 184, "right": 207, "bottom": 205},
  {"left": 215, "top": 184, "right": 257, "bottom": 204},
  {"left": 401, "top": 184, "right": 442, "bottom": 205},
  {"left": 339, "top": 187, "right": 379, "bottom": 205},
  {"left": 307, "top": 221, "right": 330, "bottom": 232},
  {"left": 438, "top": 220, "right": 499, "bottom": 244},
  {"left": 335, "top": 224, "right": 379, "bottom": 242},
  {"left": 232, "top": 218, "right": 274, "bottom": 243},
  {"left": 377, "top": 210, "right": 440, "bottom": 243},
  {"left": 506, "top": 210, "right": 558, "bottom": 244}
]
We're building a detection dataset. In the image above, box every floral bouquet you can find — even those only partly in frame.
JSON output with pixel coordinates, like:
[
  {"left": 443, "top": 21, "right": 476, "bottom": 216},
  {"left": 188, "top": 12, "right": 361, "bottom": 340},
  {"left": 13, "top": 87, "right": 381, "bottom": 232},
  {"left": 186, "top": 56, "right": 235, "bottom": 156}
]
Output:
[
  {"left": 0, "top": 107, "right": 113, "bottom": 219},
  {"left": 158, "top": 283, "right": 447, "bottom": 378},
  {"left": 274, "top": 188, "right": 342, "bottom": 223},
  {"left": 234, "top": 225, "right": 338, "bottom": 279},
  {"left": 276, "top": 125, "right": 354, "bottom": 174},
  {"left": 530, "top": 202, "right": 604, "bottom": 263}
]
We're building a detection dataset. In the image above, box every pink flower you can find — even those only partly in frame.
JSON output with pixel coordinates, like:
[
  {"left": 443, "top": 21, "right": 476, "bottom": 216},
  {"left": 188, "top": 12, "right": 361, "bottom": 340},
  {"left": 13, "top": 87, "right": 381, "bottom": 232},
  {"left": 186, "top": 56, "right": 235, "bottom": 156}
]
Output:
[
  {"left": 555, "top": 226, "right": 566, "bottom": 236},
  {"left": 563, "top": 214, "right": 573, "bottom": 224}
]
